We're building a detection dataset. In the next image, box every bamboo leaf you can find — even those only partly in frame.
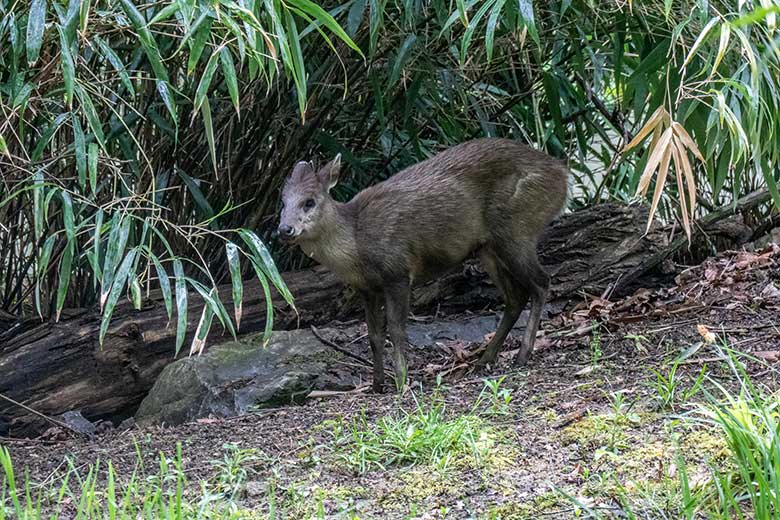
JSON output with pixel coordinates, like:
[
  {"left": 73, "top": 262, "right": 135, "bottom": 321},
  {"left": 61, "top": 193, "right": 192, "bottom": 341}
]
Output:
[
  {"left": 238, "top": 229, "right": 295, "bottom": 309},
  {"left": 88, "top": 143, "right": 98, "bottom": 194},
  {"left": 389, "top": 34, "right": 416, "bottom": 88},
  {"left": 646, "top": 143, "right": 673, "bottom": 233},
  {"left": 149, "top": 252, "right": 173, "bottom": 321},
  {"left": 73, "top": 116, "right": 86, "bottom": 189},
  {"left": 201, "top": 98, "right": 218, "bottom": 178},
  {"left": 55, "top": 241, "right": 74, "bottom": 321},
  {"left": 26, "top": 0, "right": 47, "bottom": 65},
  {"left": 249, "top": 258, "right": 274, "bottom": 345},
  {"left": 57, "top": 26, "right": 75, "bottom": 108},
  {"left": 99, "top": 249, "right": 138, "bottom": 345},
  {"left": 635, "top": 126, "right": 674, "bottom": 197},
  {"left": 192, "top": 50, "right": 220, "bottom": 117},
  {"left": 286, "top": 0, "right": 364, "bottom": 56},
  {"left": 623, "top": 106, "right": 669, "bottom": 152},
  {"left": 187, "top": 16, "right": 213, "bottom": 75},
  {"left": 190, "top": 298, "right": 214, "bottom": 356},
  {"left": 76, "top": 86, "right": 106, "bottom": 149},
  {"left": 225, "top": 242, "right": 243, "bottom": 330},
  {"left": 711, "top": 22, "right": 730, "bottom": 76},
  {"left": 683, "top": 17, "right": 719, "bottom": 67},
  {"left": 95, "top": 36, "right": 136, "bottom": 97},
  {"left": 220, "top": 47, "right": 240, "bottom": 116},
  {"left": 173, "top": 259, "right": 188, "bottom": 356}
]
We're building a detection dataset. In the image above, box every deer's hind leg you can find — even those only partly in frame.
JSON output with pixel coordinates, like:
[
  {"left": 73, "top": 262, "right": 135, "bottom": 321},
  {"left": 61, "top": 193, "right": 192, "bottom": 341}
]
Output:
[
  {"left": 477, "top": 247, "right": 530, "bottom": 367},
  {"left": 492, "top": 243, "right": 550, "bottom": 366}
]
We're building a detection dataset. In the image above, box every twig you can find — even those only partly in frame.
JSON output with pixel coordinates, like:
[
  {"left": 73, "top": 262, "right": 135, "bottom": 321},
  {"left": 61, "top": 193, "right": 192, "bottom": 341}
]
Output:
[
  {"left": 0, "top": 392, "right": 84, "bottom": 437},
  {"left": 310, "top": 325, "right": 373, "bottom": 367}
]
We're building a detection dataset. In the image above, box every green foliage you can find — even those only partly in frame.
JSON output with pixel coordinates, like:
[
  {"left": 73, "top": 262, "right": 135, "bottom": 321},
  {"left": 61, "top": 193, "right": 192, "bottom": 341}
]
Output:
[
  {"left": 649, "top": 360, "right": 706, "bottom": 411},
  {"left": 326, "top": 391, "right": 496, "bottom": 474},
  {"left": 2, "top": 0, "right": 780, "bottom": 351}
]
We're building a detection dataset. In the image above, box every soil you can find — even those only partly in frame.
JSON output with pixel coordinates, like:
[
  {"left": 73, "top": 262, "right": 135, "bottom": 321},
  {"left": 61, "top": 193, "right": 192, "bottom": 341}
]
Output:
[{"left": 5, "top": 245, "right": 780, "bottom": 519}]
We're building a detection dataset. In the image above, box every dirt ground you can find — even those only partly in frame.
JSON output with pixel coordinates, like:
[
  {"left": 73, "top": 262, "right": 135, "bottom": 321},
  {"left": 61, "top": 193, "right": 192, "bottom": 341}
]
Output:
[{"left": 5, "top": 244, "right": 780, "bottom": 519}]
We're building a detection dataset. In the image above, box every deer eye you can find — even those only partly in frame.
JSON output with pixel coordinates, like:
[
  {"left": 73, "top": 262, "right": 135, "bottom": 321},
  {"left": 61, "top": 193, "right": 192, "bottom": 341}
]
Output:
[{"left": 303, "top": 198, "right": 316, "bottom": 211}]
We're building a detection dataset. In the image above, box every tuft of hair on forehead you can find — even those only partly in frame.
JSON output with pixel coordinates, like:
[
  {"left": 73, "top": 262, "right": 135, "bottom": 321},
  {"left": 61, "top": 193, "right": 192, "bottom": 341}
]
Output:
[{"left": 284, "top": 160, "right": 320, "bottom": 193}]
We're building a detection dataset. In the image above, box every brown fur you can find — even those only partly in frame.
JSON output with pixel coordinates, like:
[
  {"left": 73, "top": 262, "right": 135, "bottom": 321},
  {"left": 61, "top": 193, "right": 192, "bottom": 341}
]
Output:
[{"left": 279, "top": 138, "right": 569, "bottom": 392}]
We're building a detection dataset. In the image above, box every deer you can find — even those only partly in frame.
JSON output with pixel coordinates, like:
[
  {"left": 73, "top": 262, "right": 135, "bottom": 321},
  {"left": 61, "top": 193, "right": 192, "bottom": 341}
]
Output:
[{"left": 277, "top": 138, "right": 568, "bottom": 392}]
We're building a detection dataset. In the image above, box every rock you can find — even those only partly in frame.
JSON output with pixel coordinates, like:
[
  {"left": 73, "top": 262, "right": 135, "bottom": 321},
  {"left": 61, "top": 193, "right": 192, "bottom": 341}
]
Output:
[
  {"left": 56, "top": 410, "right": 96, "bottom": 437},
  {"left": 135, "top": 329, "right": 358, "bottom": 427},
  {"left": 407, "top": 315, "right": 503, "bottom": 348}
]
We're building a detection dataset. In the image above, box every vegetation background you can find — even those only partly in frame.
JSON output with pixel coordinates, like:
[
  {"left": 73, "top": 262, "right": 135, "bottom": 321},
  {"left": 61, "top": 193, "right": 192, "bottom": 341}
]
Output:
[{"left": 1, "top": 0, "right": 779, "bottom": 353}]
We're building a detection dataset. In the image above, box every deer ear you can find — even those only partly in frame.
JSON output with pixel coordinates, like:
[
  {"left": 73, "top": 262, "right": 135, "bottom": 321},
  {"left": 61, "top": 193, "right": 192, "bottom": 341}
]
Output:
[
  {"left": 291, "top": 160, "right": 313, "bottom": 182},
  {"left": 318, "top": 153, "right": 341, "bottom": 191}
]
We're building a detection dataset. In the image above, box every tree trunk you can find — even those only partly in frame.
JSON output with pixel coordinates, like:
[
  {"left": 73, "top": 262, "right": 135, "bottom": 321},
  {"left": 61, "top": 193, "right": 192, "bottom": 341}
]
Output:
[{"left": 1, "top": 203, "right": 666, "bottom": 437}]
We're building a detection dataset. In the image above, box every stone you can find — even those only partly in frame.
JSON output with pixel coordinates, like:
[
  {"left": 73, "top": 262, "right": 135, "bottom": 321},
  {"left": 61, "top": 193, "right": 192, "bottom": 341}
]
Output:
[{"left": 134, "top": 329, "right": 358, "bottom": 427}]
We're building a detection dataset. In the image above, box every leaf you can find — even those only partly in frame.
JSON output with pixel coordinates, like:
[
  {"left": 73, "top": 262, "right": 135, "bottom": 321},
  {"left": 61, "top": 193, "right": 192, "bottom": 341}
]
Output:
[
  {"left": 95, "top": 36, "right": 135, "bottom": 97},
  {"left": 130, "top": 276, "right": 142, "bottom": 310},
  {"left": 55, "top": 241, "right": 74, "bottom": 321},
  {"left": 76, "top": 86, "right": 106, "bottom": 149},
  {"left": 99, "top": 249, "right": 138, "bottom": 345},
  {"left": 249, "top": 258, "right": 274, "bottom": 345},
  {"left": 347, "top": 0, "right": 366, "bottom": 36},
  {"left": 61, "top": 190, "right": 75, "bottom": 244},
  {"left": 26, "top": 0, "right": 47, "bottom": 65},
  {"left": 92, "top": 207, "right": 103, "bottom": 284},
  {"left": 670, "top": 142, "right": 692, "bottom": 242},
  {"left": 683, "top": 17, "right": 719, "bottom": 67},
  {"left": 0, "top": 134, "right": 9, "bottom": 159},
  {"left": 156, "top": 80, "right": 178, "bottom": 125},
  {"left": 57, "top": 26, "right": 76, "bottom": 108},
  {"left": 388, "top": 34, "right": 416, "bottom": 88},
  {"left": 187, "top": 16, "right": 213, "bottom": 75},
  {"left": 485, "top": 0, "right": 506, "bottom": 61},
  {"left": 173, "top": 258, "right": 188, "bottom": 356},
  {"left": 646, "top": 142, "right": 672, "bottom": 233},
  {"left": 190, "top": 298, "right": 214, "bottom": 356},
  {"left": 118, "top": 0, "right": 169, "bottom": 82},
  {"left": 635, "top": 126, "right": 674, "bottom": 197},
  {"left": 201, "top": 98, "right": 218, "bottom": 178},
  {"left": 192, "top": 50, "right": 220, "bottom": 118},
  {"left": 225, "top": 242, "right": 243, "bottom": 329},
  {"left": 623, "top": 105, "right": 669, "bottom": 152},
  {"left": 517, "top": 0, "right": 539, "bottom": 46},
  {"left": 711, "top": 22, "right": 730, "bottom": 76},
  {"left": 73, "top": 116, "right": 86, "bottom": 188},
  {"left": 149, "top": 253, "right": 173, "bottom": 321},
  {"left": 100, "top": 214, "right": 130, "bottom": 310},
  {"left": 32, "top": 113, "right": 68, "bottom": 162},
  {"left": 176, "top": 167, "right": 215, "bottom": 218},
  {"left": 88, "top": 143, "right": 98, "bottom": 194},
  {"left": 672, "top": 122, "right": 704, "bottom": 163},
  {"left": 286, "top": 0, "right": 364, "bottom": 56},
  {"left": 238, "top": 229, "right": 295, "bottom": 309},
  {"left": 220, "top": 47, "right": 240, "bottom": 116}
]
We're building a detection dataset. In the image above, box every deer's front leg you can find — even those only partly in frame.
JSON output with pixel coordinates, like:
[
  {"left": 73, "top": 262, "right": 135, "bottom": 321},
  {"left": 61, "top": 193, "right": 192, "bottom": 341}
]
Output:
[
  {"left": 362, "top": 290, "right": 386, "bottom": 393},
  {"left": 384, "top": 281, "right": 410, "bottom": 392}
]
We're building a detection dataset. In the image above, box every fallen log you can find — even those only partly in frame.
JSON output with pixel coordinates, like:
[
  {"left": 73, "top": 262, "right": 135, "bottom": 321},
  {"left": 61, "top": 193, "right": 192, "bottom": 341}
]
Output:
[{"left": 0, "top": 203, "right": 668, "bottom": 436}]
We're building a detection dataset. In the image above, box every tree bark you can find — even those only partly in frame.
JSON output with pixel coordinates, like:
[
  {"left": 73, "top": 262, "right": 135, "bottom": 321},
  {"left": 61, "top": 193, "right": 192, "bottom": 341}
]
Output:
[{"left": 0, "top": 203, "right": 668, "bottom": 437}]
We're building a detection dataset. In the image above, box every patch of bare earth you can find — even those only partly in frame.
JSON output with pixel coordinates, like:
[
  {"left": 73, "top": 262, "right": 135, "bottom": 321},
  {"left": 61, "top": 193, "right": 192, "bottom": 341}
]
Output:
[{"left": 6, "top": 245, "right": 780, "bottom": 519}]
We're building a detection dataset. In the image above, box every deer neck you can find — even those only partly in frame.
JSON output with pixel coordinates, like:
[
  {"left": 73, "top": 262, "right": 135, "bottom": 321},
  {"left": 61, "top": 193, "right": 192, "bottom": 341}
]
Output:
[{"left": 299, "top": 203, "right": 362, "bottom": 285}]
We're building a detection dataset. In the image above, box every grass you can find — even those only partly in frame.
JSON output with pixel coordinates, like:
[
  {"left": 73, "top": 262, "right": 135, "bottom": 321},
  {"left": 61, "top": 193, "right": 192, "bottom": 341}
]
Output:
[
  {"left": 559, "top": 340, "right": 780, "bottom": 519},
  {"left": 324, "top": 381, "right": 510, "bottom": 474}
]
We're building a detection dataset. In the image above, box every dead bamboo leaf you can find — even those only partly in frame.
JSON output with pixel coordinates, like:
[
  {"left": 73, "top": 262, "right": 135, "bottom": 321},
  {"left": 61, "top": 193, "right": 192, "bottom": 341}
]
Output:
[
  {"left": 623, "top": 105, "right": 669, "bottom": 152},
  {"left": 635, "top": 126, "right": 674, "bottom": 197},
  {"left": 672, "top": 122, "right": 705, "bottom": 162},
  {"left": 646, "top": 142, "right": 673, "bottom": 233},
  {"left": 671, "top": 142, "right": 692, "bottom": 241},
  {"left": 675, "top": 138, "right": 698, "bottom": 226}
]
